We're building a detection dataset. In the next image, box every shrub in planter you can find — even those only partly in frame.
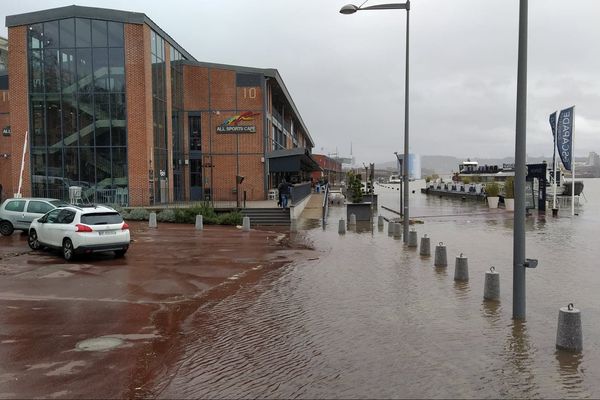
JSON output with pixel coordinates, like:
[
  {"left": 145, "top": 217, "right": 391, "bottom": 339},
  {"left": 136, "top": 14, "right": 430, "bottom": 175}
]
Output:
[
  {"left": 157, "top": 209, "right": 176, "bottom": 222},
  {"left": 485, "top": 182, "right": 500, "bottom": 197},
  {"left": 128, "top": 207, "right": 150, "bottom": 221},
  {"left": 504, "top": 177, "right": 515, "bottom": 198},
  {"left": 346, "top": 170, "right": 363, "bottom": 203}
]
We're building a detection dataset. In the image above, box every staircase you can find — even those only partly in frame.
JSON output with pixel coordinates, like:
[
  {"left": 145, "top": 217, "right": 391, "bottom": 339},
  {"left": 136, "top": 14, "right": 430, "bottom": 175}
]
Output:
[{"left": 241, "top": 208, "right": 291, "bottom": 226}]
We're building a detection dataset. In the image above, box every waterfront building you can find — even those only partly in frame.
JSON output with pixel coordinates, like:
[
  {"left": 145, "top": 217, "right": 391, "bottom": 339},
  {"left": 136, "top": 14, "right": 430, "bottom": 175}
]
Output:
[
  {"left": 3, "top": 5, "right": 318, "bottom": 206},
  {"left": 311, "top": 154, "right": 342, "bottom": 186}
]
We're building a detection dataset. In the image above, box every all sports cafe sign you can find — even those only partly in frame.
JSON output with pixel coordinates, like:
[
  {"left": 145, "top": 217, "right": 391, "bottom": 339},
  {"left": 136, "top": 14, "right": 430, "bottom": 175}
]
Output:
[{"left": 217, "top": 111, "right": 260, "bottom": 133}]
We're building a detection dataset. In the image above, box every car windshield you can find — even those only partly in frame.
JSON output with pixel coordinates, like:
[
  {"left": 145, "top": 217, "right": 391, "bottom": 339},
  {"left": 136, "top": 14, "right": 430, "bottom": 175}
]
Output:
[
  {"left": 81, "top": 212, "right": 124, "bottom": 225},
  {"left": 50, "top": 200, "right": 69, "bottom": 207}
]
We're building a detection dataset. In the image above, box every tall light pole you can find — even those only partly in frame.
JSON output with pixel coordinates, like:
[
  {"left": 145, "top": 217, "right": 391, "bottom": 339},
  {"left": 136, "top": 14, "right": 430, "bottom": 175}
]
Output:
[
  {"left": 340, "top": 1, "right": 410, "bottom": 242},
  {"left": 394, "top": 151, "right": 403, "bottom": 219}
]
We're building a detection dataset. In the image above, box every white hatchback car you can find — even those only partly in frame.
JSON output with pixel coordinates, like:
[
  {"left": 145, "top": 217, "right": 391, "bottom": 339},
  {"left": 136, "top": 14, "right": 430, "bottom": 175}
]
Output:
[{"left": 28, "top": 205, "right": 130, "bottom": 261}]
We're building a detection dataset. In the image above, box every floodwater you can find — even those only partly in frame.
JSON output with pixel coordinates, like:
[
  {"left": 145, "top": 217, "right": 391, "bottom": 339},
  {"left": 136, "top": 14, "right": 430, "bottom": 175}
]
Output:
[{"left": 156, "top": 179, "right": 600, "bottom": 399}]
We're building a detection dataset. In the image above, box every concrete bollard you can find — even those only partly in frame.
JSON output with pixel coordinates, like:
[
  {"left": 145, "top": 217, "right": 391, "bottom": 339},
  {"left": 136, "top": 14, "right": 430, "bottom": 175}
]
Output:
[
  {"left": 242, "top": 216, "right": 251, "bottom": 231},
  {"left": 378, "top": 215, "right": 384, "bottom": 228},
  {"left": 419, "top": 234, "right": 431, "bottom": 256},
  {"left": 290, "top": 218, "right": 298, "bottom": 233},
  {"left": 338, "top": 219, "right": 346, "bottom": 234},
  {"left": 387, "top": 221, "right": 394, "bottom": 236},
  {"left": 454, "top": 253, "right": 469, "bottom": 281},
  {"left": 149, "top": 212, "right": 157, "bottom": 228},
  {"left": 483, "top": 266, "right": 500, "bottom": 300},
  {"left": 195, "top": 214, "right": 203, "bottom": 231},
  {"left": 556, "top": 303, "right": 583, "bottom": 352},
  {"left": 349, "top": 213, "right": 356, "bottom": 225},
  {"left": 408, "top": 229, "right": 418, "bottom": 248},
  {"left": 434, "top": 242, "right": 447, "bottom": 267},
  {"left": 393, "top": 222, "right": 402, "bottom": 240}
]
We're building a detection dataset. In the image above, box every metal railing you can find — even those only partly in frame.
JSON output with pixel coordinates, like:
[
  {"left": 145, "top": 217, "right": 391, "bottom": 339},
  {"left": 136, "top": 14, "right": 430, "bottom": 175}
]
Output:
[
  {"left": 289, "top": 182, "right": 312, "bottom": 205},
  {"left": 322, "top": 183, "right": 330, "bottom": 226}
]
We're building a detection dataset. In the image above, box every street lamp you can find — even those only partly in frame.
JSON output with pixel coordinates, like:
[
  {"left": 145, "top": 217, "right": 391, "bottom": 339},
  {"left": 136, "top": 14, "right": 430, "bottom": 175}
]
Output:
[{"left": 340, "top": 1, "right": 411, "bottom": 242}]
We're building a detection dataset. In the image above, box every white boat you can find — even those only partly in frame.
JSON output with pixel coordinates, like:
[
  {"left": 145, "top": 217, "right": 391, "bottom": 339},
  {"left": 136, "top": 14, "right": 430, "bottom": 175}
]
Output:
[{"left": 388, "top": 174, "right": 402, "bottom": 184}]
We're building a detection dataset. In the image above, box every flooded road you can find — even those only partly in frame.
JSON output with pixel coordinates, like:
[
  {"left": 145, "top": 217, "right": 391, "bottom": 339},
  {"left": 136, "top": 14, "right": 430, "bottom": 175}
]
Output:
[{"left": 157, "top": 179, "right": 600, "bottom": 399}]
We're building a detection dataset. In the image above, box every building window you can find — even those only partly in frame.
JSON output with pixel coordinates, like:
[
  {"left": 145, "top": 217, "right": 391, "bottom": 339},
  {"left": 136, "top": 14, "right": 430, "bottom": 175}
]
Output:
[{"left": 27, "top": 18, "right": 127, "bottom": 202}]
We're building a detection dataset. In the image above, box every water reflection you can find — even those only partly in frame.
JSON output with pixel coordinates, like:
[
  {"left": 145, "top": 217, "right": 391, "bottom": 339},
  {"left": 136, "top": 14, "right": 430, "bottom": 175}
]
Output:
[
  {"left": 555, "top": 350, "right": 586, "bottom": 396},
  {"left": 453, "top": 280, "right": 470, "bottom": 300}
]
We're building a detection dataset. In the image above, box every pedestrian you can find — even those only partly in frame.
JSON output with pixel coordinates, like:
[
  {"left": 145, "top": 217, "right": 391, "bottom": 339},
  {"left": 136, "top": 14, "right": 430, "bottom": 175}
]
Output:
[{"left": 278, "top": 179, "right": 291, "bottom": 208}]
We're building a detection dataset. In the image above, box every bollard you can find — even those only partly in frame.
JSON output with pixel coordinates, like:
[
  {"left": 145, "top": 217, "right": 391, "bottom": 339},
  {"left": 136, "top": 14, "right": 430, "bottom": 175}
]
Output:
[
  {"left": 393, "top": 222, "right": 402, "bottom": 240},
  {"left": 195, "top": 214, "right": 203, "bottom": 231},
  {"left": 349, "top": 213, "right": 357, "bottom": 225},
  {"left": 290, "top": 218, "right": 298, "bottom": 233},
  {"left": 419, "top": 234, "right": 431, "bottom": 256},
  {"left": 454, "top": 253, "right": 469, "bottom": 281},
  {"left": 387, "top": 220, "right": 394, "bottom": 237},
  {"left": 556, "top": 303, "right": 583, "bottom": 352},
  {"left": 242, "top": 216, "right": 251, "bottom": 232},
  {"left": 408, "top": 229, "right": 418, "bottom": 248},
  {"left": 149, "top": 212, "right": 157, "bottom": 228},
  {"left": 483, "top": 266, "right": 500, "bottom": 300},
  {"left": 338, "top": 219, "right": 346, "bottom": 234},
  {"left": 378, "top": 215, "right": 384, "bottom": 228},
  {"left": 434, "top": 242, "right": 447, "bottom": 267}
]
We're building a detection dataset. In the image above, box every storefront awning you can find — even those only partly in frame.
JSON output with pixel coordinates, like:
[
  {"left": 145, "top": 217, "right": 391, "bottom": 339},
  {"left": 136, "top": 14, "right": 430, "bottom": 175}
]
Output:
[{"left": 267, "top": 148, "right": 321, "bottom": 173}]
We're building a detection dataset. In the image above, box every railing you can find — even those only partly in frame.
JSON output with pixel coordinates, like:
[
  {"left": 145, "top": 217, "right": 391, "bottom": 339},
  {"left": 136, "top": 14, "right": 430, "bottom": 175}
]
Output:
[{"left": 289, "top": 182, "right": 312, "bottom": 205}]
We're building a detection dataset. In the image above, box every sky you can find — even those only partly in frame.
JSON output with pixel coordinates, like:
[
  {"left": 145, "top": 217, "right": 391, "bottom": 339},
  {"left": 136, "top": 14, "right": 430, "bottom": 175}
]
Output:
[{"left": 2, "top": 0, "right": 599, "bottom": 165}]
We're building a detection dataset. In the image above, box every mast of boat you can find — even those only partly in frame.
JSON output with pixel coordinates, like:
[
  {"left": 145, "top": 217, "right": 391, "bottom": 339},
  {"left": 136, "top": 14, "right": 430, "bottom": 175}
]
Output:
[
  {"left": 571, "top": 106, "right": 576, "bottom": 216},
  {"left": 552, "top": 111, "right": 558, "bottom": 211}
]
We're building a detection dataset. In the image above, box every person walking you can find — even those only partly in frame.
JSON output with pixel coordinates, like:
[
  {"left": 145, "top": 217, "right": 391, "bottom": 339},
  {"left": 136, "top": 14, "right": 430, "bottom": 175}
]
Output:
[{"left": 277, "top": 179, "right": 291, "bottom": 208}]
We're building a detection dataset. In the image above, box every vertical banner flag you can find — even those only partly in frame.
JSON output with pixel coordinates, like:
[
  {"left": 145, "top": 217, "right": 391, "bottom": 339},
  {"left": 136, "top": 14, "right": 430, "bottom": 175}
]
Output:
[
  {"left": 549, "top": 111, "right": 557, "bottom": 184},
  {"left": 549, "top": 111, "right": 556, "bottom": 138},
  {"left": 557, "top": 106, "right": 574, "bottom": 171}
]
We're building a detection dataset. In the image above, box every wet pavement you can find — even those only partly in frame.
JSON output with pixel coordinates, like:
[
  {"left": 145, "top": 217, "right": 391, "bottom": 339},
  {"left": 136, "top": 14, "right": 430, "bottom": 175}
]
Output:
[
  {"left": 1, "top": 179, "right": 600, "bottom": 399},
  {"left": 0, "top": 222, "right": 312, "bottom": 399}
]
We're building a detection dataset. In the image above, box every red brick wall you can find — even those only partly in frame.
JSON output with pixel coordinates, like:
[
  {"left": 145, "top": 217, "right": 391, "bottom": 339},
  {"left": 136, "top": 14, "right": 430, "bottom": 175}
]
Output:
[
  {"left": 125, "top": 23, "right": 153, "bottom": 206},
  {"left": 182, "top": 65, "right": 266, "bottom": 200},
  {"left": 0, "top": 90, "right": 11, "bottom": 199},
  {"left": 7, "top": 26, "right": 28, "bottom": 198}
]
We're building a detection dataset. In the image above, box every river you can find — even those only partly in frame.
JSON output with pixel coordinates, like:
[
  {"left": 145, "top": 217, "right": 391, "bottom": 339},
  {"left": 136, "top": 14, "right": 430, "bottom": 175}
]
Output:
[{"left": 156, "top": 178, "right": 600, "bottom": 399}]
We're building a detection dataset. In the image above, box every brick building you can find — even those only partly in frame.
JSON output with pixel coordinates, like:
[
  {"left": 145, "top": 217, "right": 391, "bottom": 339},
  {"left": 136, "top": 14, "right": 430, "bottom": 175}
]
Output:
[
  {"left": 3, "top": 5, "right": 318, "bottom": 206},
  {"left": 311, "top": 154, "right": 343, "bottom": 186}
]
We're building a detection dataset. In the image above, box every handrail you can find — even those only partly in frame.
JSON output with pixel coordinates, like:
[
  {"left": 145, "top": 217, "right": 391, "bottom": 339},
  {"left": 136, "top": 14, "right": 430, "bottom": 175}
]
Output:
[{"left": 322, "top": 183, "right": 329, "bottom": 226}]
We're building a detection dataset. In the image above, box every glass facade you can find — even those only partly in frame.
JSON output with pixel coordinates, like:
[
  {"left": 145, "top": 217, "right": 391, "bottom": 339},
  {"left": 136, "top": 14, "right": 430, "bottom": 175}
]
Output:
[
  {"left": 27, "top": 18, "right": 127, "bottom": 204},
  {"left": 150, "top": 29, "right": 168, "bottom": 203},
  {"left": 170, "top": 47, "right": 185, "bottom": 201}
]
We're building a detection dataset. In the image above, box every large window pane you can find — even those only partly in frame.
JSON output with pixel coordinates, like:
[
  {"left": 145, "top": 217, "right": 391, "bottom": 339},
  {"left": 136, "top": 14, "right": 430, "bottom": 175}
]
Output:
[
  {"left": 95, "top": 147, "right": 111, "bottom": 188},
  {"left": 29, "top": 50, "right": 43, "bottom": 92},
  {"left": 43, "top": 49, "right": 60, "bottom": 93},
  {"left": 62, "top": 94, "right": 78, "bottom": 146},
  {"left": 108, "top": 48, "right": 125, "bottom": 92},
  {"left": 76, "top": 48, "right": 93, "bottom": 93},
  {"left": 29, "top": 24, "right": 43, "bottom": 49},
  {"left": 46, "top": 94, "right": 62, "bottom": 147},
  {"left": 59, "top": 18, "right": 75, "bottom": 48},
  {"left": 107, "top": 22, "right": 124, "bottom": 47},
  {"left": 94, "top": 93, "right": 110, "bottom": 146},
  {"left": 43, "top": 21, "right": 59, "bottom": 49},
  {"left": 78, "top": 93, "right": 94, "bottom": 146},
  {"left": 112, "top": 147, "right": 127, "bottom": 182},
  {"left": 60, "top": 48, "right": 77, "bottom": 92},
  {"left": 91, "top": 20, "right": 107, "bottom": 47},
  {"left": 31, "top": 148, "right": 47, "bottom": 196},
  {"left": 93, "top": 47, "right": 108, "bottom": 92},
  {"left": 64, "top": 147, "right": 79, "bottom": 182},
  {"left": 31, "top": 95, "right": 45, "bottom": 147},
  {"left": 80, "top": 147, "right": 95, "bottom": 187},
  {"left": 75, "top": 18, "right": 91, "bottom": 47},
  {"left": 47, "top": 147, "right": 63, "bottom": 177}
]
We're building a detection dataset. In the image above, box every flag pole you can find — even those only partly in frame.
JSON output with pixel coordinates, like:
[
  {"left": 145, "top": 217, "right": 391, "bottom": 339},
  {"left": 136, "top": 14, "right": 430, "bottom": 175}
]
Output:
[
  {"left": 552, "top": 110, "right": 558, "bottom": 211},
  {"left": 571, "top": 106, "right": 575, "bottom": 216},
  {"left": 17, "top": 130, "right": 28, "bottom": 198}
]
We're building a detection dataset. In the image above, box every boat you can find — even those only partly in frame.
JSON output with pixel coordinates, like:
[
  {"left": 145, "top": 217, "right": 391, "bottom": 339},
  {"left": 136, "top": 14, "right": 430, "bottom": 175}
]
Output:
[{"left": 388, "top": 174, "right": 402, "bottom": 184}]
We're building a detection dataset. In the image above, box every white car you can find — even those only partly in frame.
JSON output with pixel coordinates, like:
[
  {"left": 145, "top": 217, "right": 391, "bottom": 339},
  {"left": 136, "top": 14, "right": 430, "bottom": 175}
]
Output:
[{"left": 28, "top": 205, "right": 130, "bottom": 261}]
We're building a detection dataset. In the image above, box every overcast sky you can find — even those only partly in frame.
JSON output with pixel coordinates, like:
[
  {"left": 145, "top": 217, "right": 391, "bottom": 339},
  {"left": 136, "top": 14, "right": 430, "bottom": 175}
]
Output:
[{"left": 2, "top": 0, "right": 599, "bottom": 164}]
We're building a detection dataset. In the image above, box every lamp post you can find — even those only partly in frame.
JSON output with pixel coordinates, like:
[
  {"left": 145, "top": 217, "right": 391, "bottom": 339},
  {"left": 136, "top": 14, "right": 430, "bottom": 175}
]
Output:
[{"left": 340, "top": 1, "right": 410, "bottom": 242}]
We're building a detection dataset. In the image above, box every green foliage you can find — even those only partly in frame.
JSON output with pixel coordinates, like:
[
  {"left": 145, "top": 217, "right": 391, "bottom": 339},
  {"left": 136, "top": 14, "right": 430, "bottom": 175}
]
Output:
[
  {"left": 431, "top": 174, "right": 440, "bottom": 180},
  {"left": 485, "top": 182, "right": 500, "bottom": 197},
  {"left": 461, "top": 176, "right": 471, "bottom": 185},
  {"left": 128, "top": 208, "right": 150, "bottom": 221},
  {"left": 425, "top": 176, "right": 432, "bottom": 183},
  {"left": 346, "top": 170, "right": 364, "bottom": 203},
  {"left": 504, "top": 177, "right": 515, "bottom": 198},
  {"left": 157, "top": 209, "right": 176, "bottom": 222},
  {"left": 217, "top": 211, "right": 243, "bottom": 225}
]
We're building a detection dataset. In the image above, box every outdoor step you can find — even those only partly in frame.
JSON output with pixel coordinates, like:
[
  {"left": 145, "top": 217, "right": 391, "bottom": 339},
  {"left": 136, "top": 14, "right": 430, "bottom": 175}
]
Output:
[{"left": 241, "top": 207, "right": 290, "bottom": 226}]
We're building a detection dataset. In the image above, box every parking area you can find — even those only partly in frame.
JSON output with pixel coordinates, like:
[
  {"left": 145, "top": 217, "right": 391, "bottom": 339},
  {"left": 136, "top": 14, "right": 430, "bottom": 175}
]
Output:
[{"left": 0, "top": 221, "right": 310, "bottom": 398}]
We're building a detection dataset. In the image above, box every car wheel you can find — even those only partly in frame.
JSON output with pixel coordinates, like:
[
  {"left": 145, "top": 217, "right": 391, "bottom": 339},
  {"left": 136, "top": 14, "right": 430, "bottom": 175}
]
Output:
[
  {"left": 0, "top": 220, "right": 14, "bottom": 236},
  {"left": 28, "top": 230, "right": 41, "bottom": 250},
  {"left": 62, "top": 238, "right": 75, "bottom": 261},
  {"left": 114, "top": 249, "right": 128, "bottom": 258}
]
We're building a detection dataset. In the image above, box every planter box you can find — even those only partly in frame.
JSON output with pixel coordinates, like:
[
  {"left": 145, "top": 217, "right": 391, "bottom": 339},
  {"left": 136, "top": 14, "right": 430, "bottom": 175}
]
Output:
[
  {"left": 361, "top": 194, "right": 378, "bottom": 208},
  {"left": 347, "top": 202, "right": 373, "bottom": 221},
  {"left": 505, "top": 198, "right": 515, "bottom": 211},
  {"left": 487, "top": 196, "right": 499, "bottom": 209}
]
